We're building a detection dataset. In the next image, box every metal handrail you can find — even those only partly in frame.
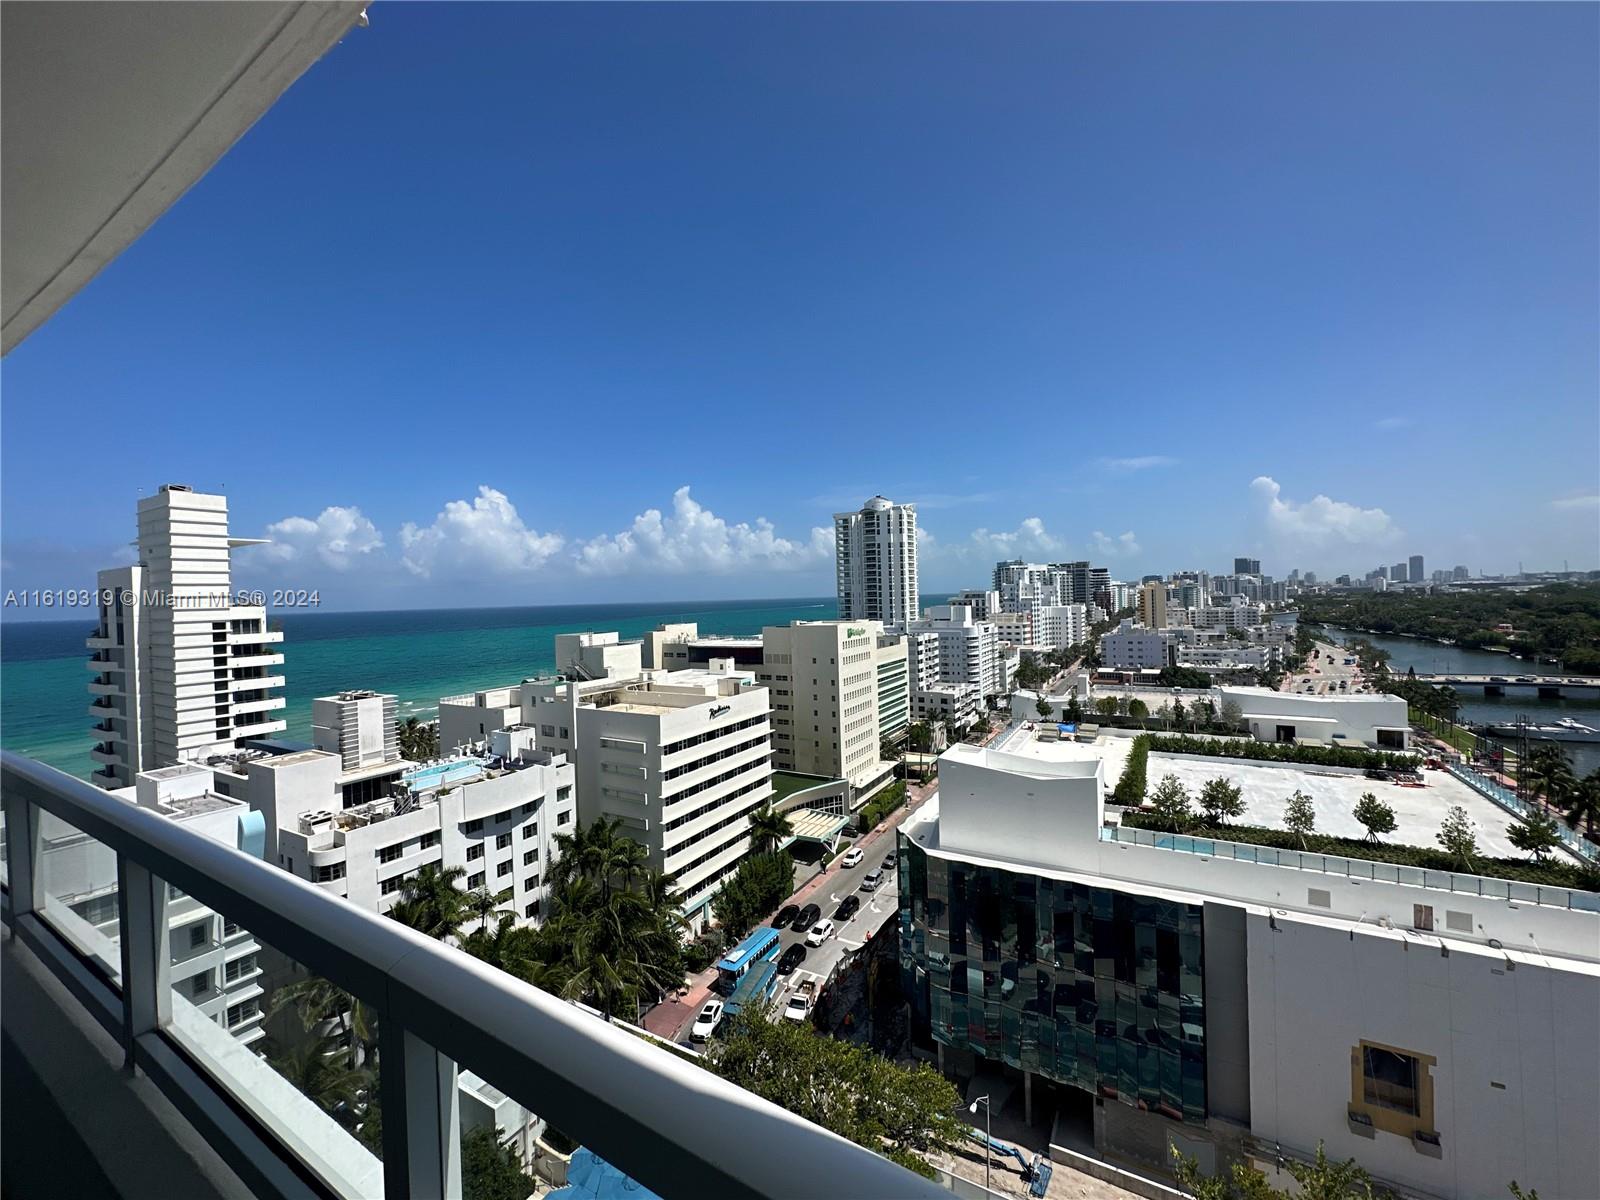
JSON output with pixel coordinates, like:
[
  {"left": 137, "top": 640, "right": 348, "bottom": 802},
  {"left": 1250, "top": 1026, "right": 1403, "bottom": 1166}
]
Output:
[
  {"left": 1, "top": 751, "right": 943, "bottom": 1200},
  {"left": 1101, "top": 822, "right": 1600, "bottom": 913}
]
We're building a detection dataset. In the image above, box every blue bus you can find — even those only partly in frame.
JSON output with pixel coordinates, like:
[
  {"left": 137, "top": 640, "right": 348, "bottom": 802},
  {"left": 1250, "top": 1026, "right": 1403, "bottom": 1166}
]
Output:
[
  {"left": 724, "top": 959, "right": 780, "bottom": 1019},
  {"left": 716, "top": 926, "right": 780, "bottom": 994}
]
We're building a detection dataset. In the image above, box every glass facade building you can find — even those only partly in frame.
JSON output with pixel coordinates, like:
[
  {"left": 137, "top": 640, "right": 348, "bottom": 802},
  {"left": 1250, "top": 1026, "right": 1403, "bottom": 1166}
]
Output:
[{"left": 899, "top": 838, "right": 1207, "bottom": 1123}]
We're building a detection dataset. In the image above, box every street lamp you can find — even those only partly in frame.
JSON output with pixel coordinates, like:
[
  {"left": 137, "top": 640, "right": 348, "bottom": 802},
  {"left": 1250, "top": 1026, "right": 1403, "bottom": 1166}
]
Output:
[{"left": 969, "top": 1096, "right": 991, "bottom": 1191}]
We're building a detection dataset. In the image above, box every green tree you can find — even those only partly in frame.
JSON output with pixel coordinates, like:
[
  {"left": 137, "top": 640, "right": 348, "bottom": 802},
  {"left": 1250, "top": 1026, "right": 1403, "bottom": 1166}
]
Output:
[
  {"left": 1352, "top": 793, "right": 1397, "bottom": 843},
  {"left": 1560, "top": 768, "right": 1600, "bottom": 840},
  {"left": 1507, "top": 812, "right": 1563, "bottom": 862},
  {"left": 1284, "top": 790, "right": 1316, "bottom": 848},
  {"left": 1035, "top": 696, "right": 1054, "bottom": 719},
  {"left": 266, "top": 1033, "right": 372, "bottom": 1132},
  {"left": 906, "top": 722, "right": 934, "bottom": 753},
  {"left": 1507, "top": 1183, "right": 1540, "bottom": 1200},
  {"left": 1064, "top": 694, "right": 1084, "bottom": 724},
  {"left": 268, "top": 975, "right": 376, "bottom": 1069},
  {"left": 1199, "top": 777, "right": 1245, "bottom": 826},
  {"left": 465, "top": 885, "right": 513, "bottom": 933},
  {"left": 1148, "top": 774, "right": 1194, "bottom": 831},
  {"left": 397, "top": 716, "right": 442, "bottom": 761},
  {"left": 387, "top": 863, "right": 470, "bottom": 941},
  {"left": 705, "top": 1003, "right": 963, "bottom": 1177},
  {"left": 1171, "top": 1148, "right": 1281, "bottom": 1200},
  {"left": 1283, "top": 1141, "right": 1383, "bottom": 1200},
  {"left": 746, "top": 804, "right": 795, "bottom": 856},
  {"left": 1437, "top": 805, "right": 1479, "bottom": 870},
  {"left": 1128, "top": 698, "right": 1149, "bottom": 723},
  {"left": 1095, "top": 697, "right": 1119, "bottom": 718},
  {"left": 462, "top": 1125, "right": 537, "bottom": 1200},
  {"left": 1113, "top": 736, "right": 1150, "bottom": 806}
]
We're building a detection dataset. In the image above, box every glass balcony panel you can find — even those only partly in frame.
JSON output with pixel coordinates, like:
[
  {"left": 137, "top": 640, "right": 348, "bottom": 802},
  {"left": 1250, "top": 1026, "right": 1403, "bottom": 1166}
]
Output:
[{"left": 35, "top": 809, "right": 122, "bottom": 983}]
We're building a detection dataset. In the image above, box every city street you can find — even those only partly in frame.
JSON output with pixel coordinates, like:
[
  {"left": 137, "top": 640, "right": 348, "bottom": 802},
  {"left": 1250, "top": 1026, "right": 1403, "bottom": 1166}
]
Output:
[{"left": 1284, "top": 638, "right": 1364, "bottom": 695}]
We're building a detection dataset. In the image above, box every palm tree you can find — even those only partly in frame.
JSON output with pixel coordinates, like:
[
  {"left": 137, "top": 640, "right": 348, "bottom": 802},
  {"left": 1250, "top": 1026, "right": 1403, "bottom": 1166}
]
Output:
[
  {"left": 462, "top": 914, "right": 567, "bottom": 992},
  {"left": 1523, "top": 744, "right": 1576, "bottom": 814},
  {"left": 1561, "top": 769, "right": 1600, "bottom": 841},
  {"left": 746, "top": 804, "right": 794, "bottom": 855},
  {"left": 387, "top": 863, "right": 469, "bottom": 941},
  {"left": 465, "top": 885, "right": 513, "bottom": 933},
  {"left": 267, "top": 1033, "right": 372, "bottom": 1129},
  {"left": 268, "top": 975, "right": 375, "bottom": 1067}
]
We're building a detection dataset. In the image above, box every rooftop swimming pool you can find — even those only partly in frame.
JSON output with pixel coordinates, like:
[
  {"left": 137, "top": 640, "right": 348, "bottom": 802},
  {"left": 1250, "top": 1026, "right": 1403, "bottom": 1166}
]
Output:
[{"left": 402, "top": 757, "right": 487, "bottom": 790}]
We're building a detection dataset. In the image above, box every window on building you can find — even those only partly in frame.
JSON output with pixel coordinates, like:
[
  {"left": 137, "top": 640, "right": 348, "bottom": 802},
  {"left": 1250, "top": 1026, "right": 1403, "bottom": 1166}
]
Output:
[
  {"left": 419, "top": 831, "right": 441, "bottom": 850},
  {"left": 557, "top": 811, "right": 571, "bottom": 826},
  {"left": 464, "top": 818, "right": 484, "bottom": 834},
  {"left": 189, "top": 923, "right": 208, "bottom": 949},
  {"left": 557, "top": 786, "right": 571, "bottom": 802},
  {"left": 226, "top": 999, "right": 260, "bottom": 1027},
  {"left": 190, "top": 971, "right": 211, "bottom": 998},
  {"left": 541, "top": 724, "right": 555, "bottom": 737},
  {"left": 222, "top": 919, "right": 240, "bottom": 937},
  {"left": 224, "top": 954, "right": 256, "bottom": 983},
  {"left": 522, "top": 801, "right": 535, "bottom": 815},
  {"left": 377, "top": 844, "right": 403, "bottom": 863},
  {"left": 496, "top": 832, "right": 512, "bottom": 849},
  {"left": 497, "top": 861, "right": 513, "bottom": 878},
  {"left": 468, "top": 872, "right": 485, "bottom": 889},
  {"left": 559, "top": 726, "right": 570, "bottom": 739},
  {"left": 524, "top": 902, "right": 541, "bottom": 919},
  {"left": 523, "top": 850, "right": 537, "bottom": 866},
  {"left": 467, "top": 843, "right": 484, "bottom": 861},
  {"left": 1362, "top": 1046, "right": 1420, "bottom": 1115},
  {"left": 525, "top": 875, "right": 541, "bottom": 890},
  {"left": 522, "top": 824, "right": 537, "bottom": 839},
  {"left": 496, "top": 809, "right": 514, "bottom": 824},
  {"left": 316, "top": 863, "right": 345, "bottom": 882},
  {"left": 381, "top": 876, "right": 403, "bottom": 895}
]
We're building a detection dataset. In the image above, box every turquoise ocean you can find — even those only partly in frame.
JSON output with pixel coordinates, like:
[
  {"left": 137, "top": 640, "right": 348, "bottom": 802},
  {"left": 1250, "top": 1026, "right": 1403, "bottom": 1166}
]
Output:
[{"left": 2, "top": 597, "right": 850, "bottom": 782}]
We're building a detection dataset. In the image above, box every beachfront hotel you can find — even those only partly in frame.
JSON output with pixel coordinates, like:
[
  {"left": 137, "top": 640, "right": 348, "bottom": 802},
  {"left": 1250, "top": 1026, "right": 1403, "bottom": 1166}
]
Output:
[{"left": 87, "top": 485, "right": 286, "bottom": 788}]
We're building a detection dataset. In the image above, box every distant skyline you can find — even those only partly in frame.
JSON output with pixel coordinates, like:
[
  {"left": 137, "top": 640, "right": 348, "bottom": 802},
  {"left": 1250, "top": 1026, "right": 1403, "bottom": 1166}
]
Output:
[{"left": 2, "top": 4, "right": 1595, "bottom": 612}]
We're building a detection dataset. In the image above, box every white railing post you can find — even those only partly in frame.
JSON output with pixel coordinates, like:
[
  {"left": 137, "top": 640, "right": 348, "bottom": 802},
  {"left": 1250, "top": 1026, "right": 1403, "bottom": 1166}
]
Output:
[
  {"left": 380, "top": 1021, "right": 462, "bottom": 1200},
  {"left": 117, "top": 857, "right": 171, "bottom": 1069},
  {"left": 3, "top": 793, "right": 42, "bottom": 917}
]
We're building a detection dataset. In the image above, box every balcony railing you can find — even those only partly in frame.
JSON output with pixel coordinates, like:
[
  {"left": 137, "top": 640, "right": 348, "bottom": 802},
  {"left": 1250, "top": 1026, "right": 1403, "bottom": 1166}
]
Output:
[
  {"left": 1101, "top": 822, "right": 1600, "bottom": 912},
  {"left": 1, "top": 750, "right": 943, "bottom": 1200}
]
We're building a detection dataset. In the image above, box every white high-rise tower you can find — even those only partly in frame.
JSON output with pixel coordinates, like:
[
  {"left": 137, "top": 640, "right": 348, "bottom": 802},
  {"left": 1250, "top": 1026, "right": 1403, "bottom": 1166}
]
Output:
[
  {"left": 834, "top": 495, "right": 918, "bottom": 627},
  {"left": 88, "top": 485, "right": 286, "bottom": 787}
]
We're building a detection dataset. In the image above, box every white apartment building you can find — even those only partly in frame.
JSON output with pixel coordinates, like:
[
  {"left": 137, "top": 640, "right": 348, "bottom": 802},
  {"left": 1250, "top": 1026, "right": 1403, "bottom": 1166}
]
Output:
[
  {"left": 834, "top": 495, "right": 918, "bottom": 627},
  {"left": 950, "top": 589, "right": 1000, "bottom": 620},
  {"left": 989, "top": 610, "right": 1033, "bottom": 648},
  {"left": 521, "top": 666, "right": 773, "bottom": 930},
  {"left": 642, "top": 623, "right": 764, "bottom": 673},
  {"left": 1193, "top": 600, "right": 1266, "bottom": 632},
  {"left": 900, "top": 745, "right": 1597, "bottom": 1200},
  {"left": 1174, "top": 644, "right": 1273, "bottom": 673},
  {"left": 1137, "top": 581, "right": 1168, "bottom": 629},
  {"left": 1100, "top": 619, "right": 1170, "bottom": 671},
  {"left": 555, "top": 631, "right": 644, "bottom": 681},
  {"left": 438, "top": 685, "right": 525, "bottom": 756},
  {"left": 758, "top": 620, "right": 899, "bottom": 799},
  {"left": 312, "top": 691, "right": 399, "bottom": 772},
  {"left": 88, "top": 485, "right": 286, "bottom": 788},
  {"left": 41, "top": 763, "right": 269, "bottom": 1046},
  {"left": 875, "top": 634, "right": 911, "bottom": 745},
  {"left": 905, "top": 605, "right": 1002, "bottom": 702},
  {"left": 257, "top": 726, "right": 576, "bottom": 925},
  {"left": 1034, "top": 603, "right": 1087, "bottom": 650}
]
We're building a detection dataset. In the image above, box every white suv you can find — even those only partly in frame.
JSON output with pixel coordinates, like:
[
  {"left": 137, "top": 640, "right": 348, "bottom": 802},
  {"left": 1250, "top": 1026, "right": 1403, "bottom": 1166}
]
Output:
[{"left": 840, "top": 846, "right": 863, "bottom": 867}]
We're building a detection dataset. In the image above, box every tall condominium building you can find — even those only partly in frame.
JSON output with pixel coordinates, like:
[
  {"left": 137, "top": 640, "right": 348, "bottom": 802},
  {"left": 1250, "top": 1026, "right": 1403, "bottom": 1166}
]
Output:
[
  {"left": 1233, "top": 556, "right": 1261, "bottom": 575},
  {"left": 1409, "top": 554, "right": 1425, "bottom": 583},
  {"left": 834, "top": 495, "right": 918, "bottom": 627},
  {"left": 1088, "top": 566, "right": 1111, "bottom": 611},
  {"left": 1391, "top": 561, "right": 1409, "bottom": 583},
  {"left": 758, "top": 620, "right": 902, "bottom": 799},
  {"left": 88, "top": 485, "right": 286, "bottom": 788},
  {"left": 1452, "top": 565, "right": 1470, "bottom": 581},
  {"left": 1137, "top": 581, "right": 1169, "bottom": 629},
  {"left": 898, "top": 745, "right": 1597, "bottom": 1198}
]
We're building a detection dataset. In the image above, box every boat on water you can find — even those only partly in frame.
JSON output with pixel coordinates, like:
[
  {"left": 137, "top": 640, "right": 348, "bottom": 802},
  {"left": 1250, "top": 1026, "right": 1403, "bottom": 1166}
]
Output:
[{"left": 1484, "top": 716, "right": 1600, "bottom": 743}]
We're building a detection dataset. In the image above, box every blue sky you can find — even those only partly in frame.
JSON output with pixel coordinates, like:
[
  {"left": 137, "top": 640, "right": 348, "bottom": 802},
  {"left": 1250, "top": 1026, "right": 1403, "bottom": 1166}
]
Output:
[{"left": 3, "top": 3, "right": 1596, "bottom": 614}]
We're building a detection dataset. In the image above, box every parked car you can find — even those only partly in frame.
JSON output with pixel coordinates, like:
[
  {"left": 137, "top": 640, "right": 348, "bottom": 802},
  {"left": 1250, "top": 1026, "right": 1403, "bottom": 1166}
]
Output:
[
  {"left": 791, "top": 903, "right": 821, "bottom": 933},
  {"left": 689, "top": 998, "right": 724, "bottom": 1043},
  {"left": 840, "top": 847, "right": 864, "bottom": 868},
  {"left": 833, "top": 895, "right": 861, "bottom": 921},
  {"left": 772, "top": 905, "right": 799, "bottom": 929},
  {"left": 805, "top": 919, "right": 835, "bottom": 946},
  {"left": 881, "top": 851, "right": 897, "bottom": 870},
  {"left": 860, "top": 869, "right": 883, "bottom": 892},
  {"left": 1364, "top": 768, "right": 1391, "bottom": 781},
  {"left": 776, "top": 943, "right": 807, "bottom": 976}
]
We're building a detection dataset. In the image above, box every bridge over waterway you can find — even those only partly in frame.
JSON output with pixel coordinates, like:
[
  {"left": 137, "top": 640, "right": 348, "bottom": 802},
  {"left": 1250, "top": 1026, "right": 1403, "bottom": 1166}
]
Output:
[{"left": 1412, "top": 673, "right": 1600, "bottom": 698}]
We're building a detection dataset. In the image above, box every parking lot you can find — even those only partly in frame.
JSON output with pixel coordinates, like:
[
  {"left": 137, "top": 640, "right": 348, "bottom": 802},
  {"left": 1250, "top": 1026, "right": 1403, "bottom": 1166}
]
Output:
[{"left": 1145, "top": 752, "right": 1545, "bottom": 860}]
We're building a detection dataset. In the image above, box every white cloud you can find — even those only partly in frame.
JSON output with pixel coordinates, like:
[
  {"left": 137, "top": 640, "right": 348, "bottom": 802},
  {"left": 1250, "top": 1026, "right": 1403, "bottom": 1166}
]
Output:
[
  {"left": 1091, "top": 530, "right": 1141, "bottom": 557},
  {"left": 1551, "top": 494, "right": 1600, "bottom": 511},
  {"left": 1099, "top": 455, "right": 1177, "bottom": 472},
  {"left": 919, "top": 517, "right": 1068, "bottom": 570},
  {"left": 259, "top": 506, "right": 384, "bottom": 571},
  {"left": 1250, "top": 476, "right": 1400, "bottom": 546},
  {"left": 399, "top": 487, "right": 564, "bottom": 578},
  {"left": 575, "top": 486, "right": 831, "bottom": 576}
]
